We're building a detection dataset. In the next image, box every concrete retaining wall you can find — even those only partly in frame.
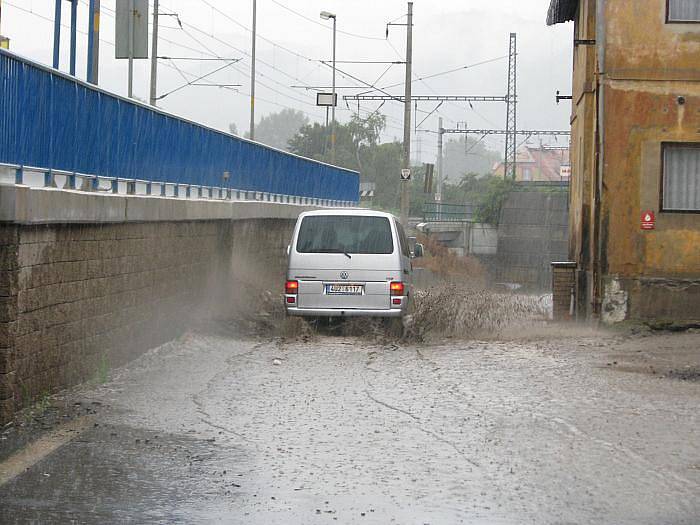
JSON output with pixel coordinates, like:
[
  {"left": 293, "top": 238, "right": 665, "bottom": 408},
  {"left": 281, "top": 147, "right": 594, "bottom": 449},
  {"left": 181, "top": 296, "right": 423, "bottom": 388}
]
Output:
[
  {"left": 0, "top": 219, "right": 294, "bottom": 424},
  {"left": 0, "top": 185, "right": 305, "bottom": 424}
]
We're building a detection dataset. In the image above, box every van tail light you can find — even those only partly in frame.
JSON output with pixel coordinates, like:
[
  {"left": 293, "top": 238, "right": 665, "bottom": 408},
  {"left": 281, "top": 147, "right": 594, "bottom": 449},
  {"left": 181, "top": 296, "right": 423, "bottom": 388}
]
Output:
[
  {"left": 390, "top": 281, "right": 405, "bottom": 296},
  {"left": 285, "top": 280, "right": 299, "bottom": 294}
]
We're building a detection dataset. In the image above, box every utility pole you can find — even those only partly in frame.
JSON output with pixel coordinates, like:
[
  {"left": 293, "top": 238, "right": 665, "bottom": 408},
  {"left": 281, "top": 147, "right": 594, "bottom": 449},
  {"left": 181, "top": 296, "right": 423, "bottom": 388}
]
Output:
[
  {"left": 127, "top": 0, "right": 134, "bottom": 98},
  {"left": 53, "top": 0, "right": 61, "bottom": 69},
  {"left": 436, "top": 116, "right": 443, "bottom": 202},
  {"left": 87, "top": 0, "right": 100, "bottom": 84},
  {"left": 320, "top": 10, "right": 337, "bottom": 159},
  {"left": 149, "top": 0, "right": 158, "bottom": 105},
  {"left": 249, "top": 0, "right": 256, "bottom": 140},
  {"left": 0, "top": 0, "right": 9, "bottom": 49},
  {"left": 400, "top": 1, "right": 413, "bottom": 226},
  {"left": 504, "top": 32, "right": 518, "bottom": 179},
  {"left": 330, "top": 14, "right": 337, "bottom": 163},
  {"left": 69, "top": 0, "right": 77, "bottom": 75}
]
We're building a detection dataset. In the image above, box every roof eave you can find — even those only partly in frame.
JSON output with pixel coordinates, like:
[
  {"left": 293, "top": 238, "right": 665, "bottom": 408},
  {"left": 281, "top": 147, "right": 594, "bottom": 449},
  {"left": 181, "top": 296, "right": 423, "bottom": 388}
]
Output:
[{"left": 546, "top": 0, "right": 579, "bottom": 26}]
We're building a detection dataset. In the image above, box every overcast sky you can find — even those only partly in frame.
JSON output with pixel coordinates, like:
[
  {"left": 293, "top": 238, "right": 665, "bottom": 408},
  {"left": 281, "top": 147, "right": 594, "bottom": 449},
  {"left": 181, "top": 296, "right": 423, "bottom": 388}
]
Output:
[{"left": 2, "top": 0, "right": 573, "bottom": 161}]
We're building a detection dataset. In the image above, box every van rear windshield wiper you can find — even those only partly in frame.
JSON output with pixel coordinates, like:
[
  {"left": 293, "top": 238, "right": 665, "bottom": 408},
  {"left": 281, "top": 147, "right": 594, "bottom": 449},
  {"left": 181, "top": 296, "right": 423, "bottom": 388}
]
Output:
[{"left": 304, "top": 249, "right": 352, "bottom": 258}]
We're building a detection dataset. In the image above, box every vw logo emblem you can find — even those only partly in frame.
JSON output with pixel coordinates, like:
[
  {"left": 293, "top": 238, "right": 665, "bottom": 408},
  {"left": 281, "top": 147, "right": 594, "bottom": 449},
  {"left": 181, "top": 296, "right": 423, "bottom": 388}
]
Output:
[{"left": 340, "top": 271, "right": 349, "bottom": 280}]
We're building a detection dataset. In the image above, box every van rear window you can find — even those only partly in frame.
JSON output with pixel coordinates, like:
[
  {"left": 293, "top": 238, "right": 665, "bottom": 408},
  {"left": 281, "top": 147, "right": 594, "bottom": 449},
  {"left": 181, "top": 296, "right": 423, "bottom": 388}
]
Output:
[{"left": 296, "top": 216, "right": 394, "bottom": 255}]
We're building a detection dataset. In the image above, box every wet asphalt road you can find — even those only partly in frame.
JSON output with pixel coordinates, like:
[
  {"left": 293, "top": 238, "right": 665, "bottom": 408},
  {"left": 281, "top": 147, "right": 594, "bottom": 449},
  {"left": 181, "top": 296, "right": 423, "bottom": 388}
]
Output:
[{"left": 1, "top": 329, "right": 699, "bottom": 524}]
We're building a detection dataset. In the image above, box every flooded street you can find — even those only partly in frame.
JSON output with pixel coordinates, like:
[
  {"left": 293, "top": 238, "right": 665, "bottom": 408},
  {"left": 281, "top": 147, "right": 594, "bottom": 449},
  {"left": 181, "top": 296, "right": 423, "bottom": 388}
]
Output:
[{"left": 2, "top": 327, "right": 699, "bottom": 524}]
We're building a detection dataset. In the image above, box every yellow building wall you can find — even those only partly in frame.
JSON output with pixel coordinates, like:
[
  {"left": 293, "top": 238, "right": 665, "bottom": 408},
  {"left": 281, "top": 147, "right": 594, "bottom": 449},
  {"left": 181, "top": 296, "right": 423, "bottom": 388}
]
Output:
[
  {"left": 566, "top": 0, "right": 700, "bottom": 321},
  {"left": 600, "top": 0, "right": 700, "bottom": 320}
]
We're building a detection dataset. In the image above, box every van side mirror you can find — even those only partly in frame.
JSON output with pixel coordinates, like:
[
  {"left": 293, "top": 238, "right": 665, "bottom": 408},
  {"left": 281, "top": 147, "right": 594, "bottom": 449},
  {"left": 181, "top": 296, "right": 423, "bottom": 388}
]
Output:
[
  {"left": 286, "top": 244, "right": 291, "bottom": 256},
  {"left": 413, "top": 243, "right": 424, "bottom": 258}
]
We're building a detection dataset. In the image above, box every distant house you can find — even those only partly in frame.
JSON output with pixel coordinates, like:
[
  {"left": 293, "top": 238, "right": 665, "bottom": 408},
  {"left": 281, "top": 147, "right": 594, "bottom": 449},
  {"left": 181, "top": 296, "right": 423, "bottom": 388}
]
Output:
[{"left": 492, "top": 146, "right": 570, "bottom": 182}]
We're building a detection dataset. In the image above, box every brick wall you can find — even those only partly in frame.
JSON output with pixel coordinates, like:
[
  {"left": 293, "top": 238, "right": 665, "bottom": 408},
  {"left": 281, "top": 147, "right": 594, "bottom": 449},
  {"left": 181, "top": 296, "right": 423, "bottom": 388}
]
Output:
[
  {"left": 552, "top": 262, "right": 576, "bottom": 321},
  {"left": 0, "top": 218, "right": 294, "bottom": 424},
  {"left": 0, "top": 225, "right": 19, "bottom": 420}
]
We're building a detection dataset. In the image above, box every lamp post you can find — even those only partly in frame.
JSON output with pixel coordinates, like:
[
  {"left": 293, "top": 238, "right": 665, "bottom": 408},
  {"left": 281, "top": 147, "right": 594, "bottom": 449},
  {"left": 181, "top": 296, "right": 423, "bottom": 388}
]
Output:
[
  {"left": 250, "top": 0, "right": 256, "bottom": 140},
  {"left": 320, "top": 10, "right": 336, "bottom": 164}
]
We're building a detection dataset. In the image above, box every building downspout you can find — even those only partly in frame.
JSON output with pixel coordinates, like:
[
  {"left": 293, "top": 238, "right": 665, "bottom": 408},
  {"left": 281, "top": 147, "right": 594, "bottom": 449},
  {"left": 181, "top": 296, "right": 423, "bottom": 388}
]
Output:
[{"left": 593, "top": 0, "right": 606, "bottom": 319}]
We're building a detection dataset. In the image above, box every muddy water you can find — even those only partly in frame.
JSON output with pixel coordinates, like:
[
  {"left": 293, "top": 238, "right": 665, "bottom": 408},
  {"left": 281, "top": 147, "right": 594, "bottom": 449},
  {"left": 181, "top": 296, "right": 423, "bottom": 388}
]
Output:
[
  {"left": 407, "top": 286, "right": 551, "bottom": 341},
  {"left": 1, "top": 328, "right": 698, "bottom": 524},
  {"left": 236, "top": 281, "right": 551, "bottom": 344}
]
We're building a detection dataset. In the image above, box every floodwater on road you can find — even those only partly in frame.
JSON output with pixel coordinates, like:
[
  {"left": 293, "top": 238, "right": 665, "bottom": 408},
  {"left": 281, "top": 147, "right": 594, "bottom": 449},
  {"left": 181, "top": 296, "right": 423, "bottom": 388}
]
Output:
[{"left": 1, "top": 324, "right": 699, "bottom": 524}]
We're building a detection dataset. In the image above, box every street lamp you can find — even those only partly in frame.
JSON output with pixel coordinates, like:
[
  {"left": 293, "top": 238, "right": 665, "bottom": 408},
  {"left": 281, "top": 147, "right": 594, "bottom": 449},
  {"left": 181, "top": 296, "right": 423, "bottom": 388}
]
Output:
[{"left": 320, "top": 10, "right": 337, "bottom": 164}]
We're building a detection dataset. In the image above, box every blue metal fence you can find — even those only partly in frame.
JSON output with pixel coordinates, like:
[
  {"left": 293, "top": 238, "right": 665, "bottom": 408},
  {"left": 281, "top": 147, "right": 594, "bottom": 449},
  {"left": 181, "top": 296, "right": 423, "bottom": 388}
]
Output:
[{"left": 0, "top": 49, "right": 359, "bottom": 203}]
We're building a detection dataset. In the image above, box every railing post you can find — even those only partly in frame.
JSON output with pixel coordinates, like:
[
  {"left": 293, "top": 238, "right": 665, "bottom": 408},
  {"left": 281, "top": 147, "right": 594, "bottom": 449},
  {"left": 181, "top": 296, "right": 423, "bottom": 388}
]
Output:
[
  {"left": 44, "top": 170, "right": 56, "bottom": 188},
  {"left": 15, "top": 167, "right": 24, "bottom": 185},
  {"left": 111, "top": 179, "right": 118, "bottom": 193},
  {"left": 67, "top": 172, "right": 77, "bottom": 190},
  {"left": 146, "top": 182, "right": 152, "bottom": 196}
]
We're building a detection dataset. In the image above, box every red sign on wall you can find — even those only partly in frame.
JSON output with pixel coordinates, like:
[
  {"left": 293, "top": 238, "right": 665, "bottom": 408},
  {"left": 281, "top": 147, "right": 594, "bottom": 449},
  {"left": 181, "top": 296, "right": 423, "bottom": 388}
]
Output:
[{"left": 641, "top": 210, "right": 656, "bottom": 230}]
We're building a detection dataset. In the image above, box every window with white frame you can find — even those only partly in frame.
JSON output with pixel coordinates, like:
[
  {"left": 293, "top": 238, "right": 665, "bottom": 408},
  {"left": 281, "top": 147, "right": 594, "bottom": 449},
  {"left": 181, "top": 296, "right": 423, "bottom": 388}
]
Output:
[
  {"left": 667, "top": 0, "right": 700, "bottom": 22},
  {"left": 662, "top": 144, "right": 700, "bottom": 211}
]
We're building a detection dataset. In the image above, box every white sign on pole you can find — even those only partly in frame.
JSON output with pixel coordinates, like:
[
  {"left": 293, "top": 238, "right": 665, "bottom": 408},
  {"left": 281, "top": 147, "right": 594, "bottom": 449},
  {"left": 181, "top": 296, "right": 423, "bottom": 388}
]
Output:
[
  {"left": 115, "top": 0, "right": 149, "bottom": 59},
  {"left": 401, "top": 169, "right": 411, "bottom": 181},
  {"left": 316, "top": 93, "right": 338, "bottom": 107},
  {"left": 560, "top": 164, "right": 571, "bottom": 179}
]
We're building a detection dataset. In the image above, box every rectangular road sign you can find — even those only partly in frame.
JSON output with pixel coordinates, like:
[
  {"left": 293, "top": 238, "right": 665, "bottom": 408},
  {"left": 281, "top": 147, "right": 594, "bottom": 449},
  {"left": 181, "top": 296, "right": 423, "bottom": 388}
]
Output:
[
  {"left": 115, "top": 0, "right": 149, "bottom": 59},
  {"left": 316, "top": 93, "right": 338, "bottom": 107}
]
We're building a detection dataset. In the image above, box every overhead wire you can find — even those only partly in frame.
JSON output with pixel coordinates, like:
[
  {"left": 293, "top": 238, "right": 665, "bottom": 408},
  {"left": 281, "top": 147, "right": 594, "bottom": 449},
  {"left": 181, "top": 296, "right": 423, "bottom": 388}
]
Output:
[
  {"left": 192, "top": 0, "right": 380, "bottom": 93},
  {"left": 99, "top": 0, "right": 328, "bottom": 118},
  {"left": 6, "top": 0, "right": 327, "bottom": 123},
  {"left": 268, "top": 0, "right": 387, "bottom": 41},
  {"left": 172, "top": 23, "right": 326, "bottom": 118},
  {"left": 11, "top": 0, "right": 485, "bottom": 142},
  {"left": 2, "top": 0, "right": 209, "bottom": 82}
]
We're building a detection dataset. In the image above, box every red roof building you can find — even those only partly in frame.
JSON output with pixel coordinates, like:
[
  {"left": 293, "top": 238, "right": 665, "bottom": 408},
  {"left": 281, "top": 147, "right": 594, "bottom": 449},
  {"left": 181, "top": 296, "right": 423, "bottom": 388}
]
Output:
[{"left": 492, "top": 146, "right": 570, "bottom": 182}]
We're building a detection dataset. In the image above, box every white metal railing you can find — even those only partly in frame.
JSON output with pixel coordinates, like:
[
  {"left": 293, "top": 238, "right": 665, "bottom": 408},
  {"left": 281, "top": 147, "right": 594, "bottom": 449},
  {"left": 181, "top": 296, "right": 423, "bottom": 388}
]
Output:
[{"left": 0, "top": 163, "right": 359, "bottom": 208}]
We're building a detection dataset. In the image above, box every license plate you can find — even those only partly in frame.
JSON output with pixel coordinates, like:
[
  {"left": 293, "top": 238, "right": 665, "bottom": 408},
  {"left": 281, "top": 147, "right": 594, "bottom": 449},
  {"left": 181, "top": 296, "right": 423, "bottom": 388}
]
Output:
[{"left": 326, "top": 283, "right": 364, "bottom": 295}]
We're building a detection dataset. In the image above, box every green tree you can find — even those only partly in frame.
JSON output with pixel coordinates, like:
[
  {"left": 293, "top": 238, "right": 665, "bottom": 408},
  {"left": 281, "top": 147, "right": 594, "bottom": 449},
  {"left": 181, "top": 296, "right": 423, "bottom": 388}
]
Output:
[
  {"left": 246, "top": 109, "right": 309, "bottom": 151},
  {"left": 288, "top": 113, "right": 407, "bottom": 212},
  {"left": 288, "top": 113, "right": 386, "bottom": 172},
  {"left": 455, "top": 173, "right": 515, "bottom": 224}
]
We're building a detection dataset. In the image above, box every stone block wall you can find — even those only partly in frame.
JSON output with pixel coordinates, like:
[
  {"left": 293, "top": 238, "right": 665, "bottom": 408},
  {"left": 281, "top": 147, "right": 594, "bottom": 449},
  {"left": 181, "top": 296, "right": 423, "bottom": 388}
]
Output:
[
  {"left": 552, "top": 262, "right": 576, "bottom": 321},
  {"left": 0, "top": 218, "right": 295, "bottom": 424}
]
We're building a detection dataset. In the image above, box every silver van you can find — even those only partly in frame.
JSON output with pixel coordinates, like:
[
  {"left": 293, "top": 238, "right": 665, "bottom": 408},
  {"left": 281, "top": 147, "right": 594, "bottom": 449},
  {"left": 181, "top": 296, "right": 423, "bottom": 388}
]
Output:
[{"left": 285, "top": 209, "right": 421, "bottom": 318}]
